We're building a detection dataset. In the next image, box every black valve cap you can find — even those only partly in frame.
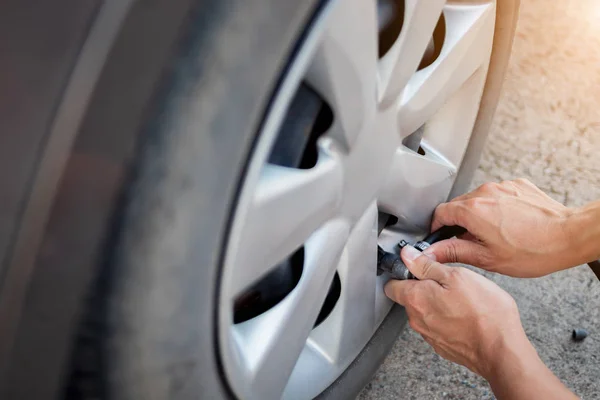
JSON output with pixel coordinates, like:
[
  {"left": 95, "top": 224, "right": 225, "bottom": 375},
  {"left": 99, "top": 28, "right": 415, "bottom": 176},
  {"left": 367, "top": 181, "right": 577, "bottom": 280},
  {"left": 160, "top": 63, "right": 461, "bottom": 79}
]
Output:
[{"left": 572, "top": 328, "right": 588, "bottom": 342}]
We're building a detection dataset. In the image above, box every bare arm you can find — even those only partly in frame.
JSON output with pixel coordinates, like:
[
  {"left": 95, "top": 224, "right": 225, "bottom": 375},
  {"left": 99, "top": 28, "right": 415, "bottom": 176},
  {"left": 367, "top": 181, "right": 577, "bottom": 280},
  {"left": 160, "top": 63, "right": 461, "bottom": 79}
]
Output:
[
  {"left": 568, "top": 201, "right": 600, "bottom": 267},
  {"left": 485, "top": 334, "right": 577, "bottom": 400}
]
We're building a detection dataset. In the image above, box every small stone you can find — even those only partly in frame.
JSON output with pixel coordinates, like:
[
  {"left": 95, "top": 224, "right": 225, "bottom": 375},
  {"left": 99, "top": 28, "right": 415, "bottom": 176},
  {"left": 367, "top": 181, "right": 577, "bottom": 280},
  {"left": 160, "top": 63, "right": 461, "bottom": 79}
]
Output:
[{"left": 572, "top": 328, "right": 589, "bottom": 341}]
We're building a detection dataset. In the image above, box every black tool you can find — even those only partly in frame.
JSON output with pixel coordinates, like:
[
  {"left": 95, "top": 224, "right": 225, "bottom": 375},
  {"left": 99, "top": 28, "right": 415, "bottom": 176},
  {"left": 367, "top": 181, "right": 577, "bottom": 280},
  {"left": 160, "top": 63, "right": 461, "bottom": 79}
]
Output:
[{"left": 377, "top": 225, "right": 467, "bottom": 280}]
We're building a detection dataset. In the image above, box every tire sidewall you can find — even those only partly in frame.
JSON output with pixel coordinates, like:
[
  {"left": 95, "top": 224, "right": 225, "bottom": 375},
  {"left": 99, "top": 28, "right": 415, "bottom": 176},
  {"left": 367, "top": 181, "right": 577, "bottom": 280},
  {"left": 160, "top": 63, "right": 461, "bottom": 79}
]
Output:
[{"left": 103, "top": 1, "right": 321, "bottom": 398}]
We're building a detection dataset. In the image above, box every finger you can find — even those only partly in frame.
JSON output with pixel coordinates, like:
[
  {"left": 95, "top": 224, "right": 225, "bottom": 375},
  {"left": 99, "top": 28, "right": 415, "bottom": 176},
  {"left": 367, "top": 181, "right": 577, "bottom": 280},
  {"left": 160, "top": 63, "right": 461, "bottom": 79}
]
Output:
[
  {"left": 384, "top": 279, "right": 419, "bottom": 306},
  {"left": 430, "top": 201, "right": 471, "bottom": 232},
  {"left": 401, "top": 245, "right": 451, "bottom": 282},
  {"left": 422, "top": 237, "right": 488, "bottom": 266}
]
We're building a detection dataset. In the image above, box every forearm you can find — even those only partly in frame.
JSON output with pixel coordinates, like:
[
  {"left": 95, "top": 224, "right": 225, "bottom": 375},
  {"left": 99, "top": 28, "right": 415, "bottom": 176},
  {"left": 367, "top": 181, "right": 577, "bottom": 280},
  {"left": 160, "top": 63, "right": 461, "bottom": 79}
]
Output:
[
  {"left": 485, "top": 337, "right": 578, "bottom": 400},
  {"left": 566, "top": 200, "right": 600, "bottom": 267}
]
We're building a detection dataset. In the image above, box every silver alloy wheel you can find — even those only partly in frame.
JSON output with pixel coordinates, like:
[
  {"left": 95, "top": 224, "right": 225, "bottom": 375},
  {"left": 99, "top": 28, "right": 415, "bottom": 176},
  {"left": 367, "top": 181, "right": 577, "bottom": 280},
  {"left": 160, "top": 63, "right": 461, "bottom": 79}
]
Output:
[{"left": 219, "top": 1, "right": 496, "bottom": 399}]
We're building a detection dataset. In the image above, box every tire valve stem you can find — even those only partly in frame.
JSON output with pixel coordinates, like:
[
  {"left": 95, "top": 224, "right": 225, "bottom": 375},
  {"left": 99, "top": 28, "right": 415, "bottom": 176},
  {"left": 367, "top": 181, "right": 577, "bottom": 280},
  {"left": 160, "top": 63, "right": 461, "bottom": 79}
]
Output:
[{"left": 377, "top": 225, "right": 467, "bottom": 280}]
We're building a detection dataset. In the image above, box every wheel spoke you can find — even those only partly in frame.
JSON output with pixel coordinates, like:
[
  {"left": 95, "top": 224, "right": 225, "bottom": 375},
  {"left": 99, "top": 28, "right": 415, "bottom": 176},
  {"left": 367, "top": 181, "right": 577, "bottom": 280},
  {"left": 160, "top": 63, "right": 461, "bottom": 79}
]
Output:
[
  {"left": 398, "top": 2, "right": 495, "bottom": 136},
  {"left": 306, "top": 0, "right": 378, "bottom": 150},
  {"left": 233, "top": 221, "right": 350, "bottom": 399},
  {"left": 422, "top": 67, "right": 488, "bottom": 166},
  {"left": 229, "top": 153, "right": 343, "bottom": 295},
  {"left": 309, "top": 203, "right": 378, "bottom": 363},
  {"left": 378, "top": 147, "right": 455, "bottom": 230},
  {"left": 379, "top": 0, "right": 446, "bottom": 104}
]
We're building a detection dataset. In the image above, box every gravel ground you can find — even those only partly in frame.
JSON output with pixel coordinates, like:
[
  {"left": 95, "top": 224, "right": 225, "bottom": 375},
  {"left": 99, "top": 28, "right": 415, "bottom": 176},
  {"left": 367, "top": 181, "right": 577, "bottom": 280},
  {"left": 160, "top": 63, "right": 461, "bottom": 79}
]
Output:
[{"left": 360, "top": 0, "right": 600, "bottom": 398}]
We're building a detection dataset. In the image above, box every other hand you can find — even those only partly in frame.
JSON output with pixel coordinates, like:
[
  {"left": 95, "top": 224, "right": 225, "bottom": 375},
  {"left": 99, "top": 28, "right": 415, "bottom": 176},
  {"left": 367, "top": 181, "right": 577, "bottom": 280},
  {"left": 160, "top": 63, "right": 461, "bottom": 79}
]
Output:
[
  {"left": 385, "top": 246, "right": 578, "bottom": 400},
  {"left": 385, "top": 245, "right": 530, "bottom": 378}
]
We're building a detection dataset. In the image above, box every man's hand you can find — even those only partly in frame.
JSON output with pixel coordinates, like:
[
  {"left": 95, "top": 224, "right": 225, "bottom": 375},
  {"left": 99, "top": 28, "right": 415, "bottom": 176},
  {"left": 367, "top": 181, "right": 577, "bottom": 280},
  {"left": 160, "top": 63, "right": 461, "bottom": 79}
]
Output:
[
  {"left": 385, "top": 245, "right": 527, "bottom": 377},
  {"left": 425, "top": 178, "right": 577, "bottom": 277},
  {"left": 385, "top": 246, "right": 578, "bottom": 400}
]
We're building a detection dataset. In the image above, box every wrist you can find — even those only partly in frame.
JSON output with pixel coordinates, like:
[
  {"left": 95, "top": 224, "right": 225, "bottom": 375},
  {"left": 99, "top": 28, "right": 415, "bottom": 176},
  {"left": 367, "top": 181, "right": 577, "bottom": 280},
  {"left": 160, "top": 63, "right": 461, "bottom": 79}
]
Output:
[
  {"left": 566, "top": 202, "right": 600, "bottom": 266},
  {"left": 480, "top": 329, "right": 538, "bottom": 383},
  {"left": 484, "top": 333, "right": 578, "bottom": 400}
]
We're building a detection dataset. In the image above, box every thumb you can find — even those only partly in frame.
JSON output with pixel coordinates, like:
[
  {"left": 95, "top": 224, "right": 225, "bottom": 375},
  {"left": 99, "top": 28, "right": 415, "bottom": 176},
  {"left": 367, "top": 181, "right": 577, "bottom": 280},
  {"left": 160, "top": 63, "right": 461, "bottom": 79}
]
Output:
[
  {"left": 401, "top": 245, "right": 451, "bottom": 282},
  {"left": 423, "top": 237, "right": 487, "bottom": 266}
]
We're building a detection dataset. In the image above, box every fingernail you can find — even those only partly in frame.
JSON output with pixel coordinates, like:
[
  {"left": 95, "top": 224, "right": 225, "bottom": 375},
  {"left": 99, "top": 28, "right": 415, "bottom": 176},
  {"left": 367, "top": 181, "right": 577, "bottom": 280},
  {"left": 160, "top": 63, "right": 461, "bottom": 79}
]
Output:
[{"left": 402, "top": 245, "right": 421, "bottom": 261}]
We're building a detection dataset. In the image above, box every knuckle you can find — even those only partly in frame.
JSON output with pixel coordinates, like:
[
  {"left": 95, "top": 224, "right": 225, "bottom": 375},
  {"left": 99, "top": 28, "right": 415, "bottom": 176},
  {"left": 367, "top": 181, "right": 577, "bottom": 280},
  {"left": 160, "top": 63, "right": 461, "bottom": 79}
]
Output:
[
  {"left": 420, "top": 257, "right": 436, "bottom": 277},
  {"left": 479, "top": 182, "right": 498, "bottom": 193},
  {"left": 464, "top": 198, "right": 478, "bottom": 208},
  {"left": 445, "top": 240, "right": 460, "bottom": 263},
  {"left": 514, "top": 177, "right": 531, "bottom": 186},
  {"left": 468, "top": 246, "right": 494, "bottom": 268},
  {"left": 464, "top": 198, "right": 480, "bottom": 212},
  {"left": 465, "top": 197, "right": 490, "bottom": 213},
  {"left": 434, "top": 202, "right": 466, "bottom": 227},
  {"left": 477, "top": 251, "right": 493, "bottom": 268},
  {"left": 497, "top": 180, "right": 518, "bottom": 195}
]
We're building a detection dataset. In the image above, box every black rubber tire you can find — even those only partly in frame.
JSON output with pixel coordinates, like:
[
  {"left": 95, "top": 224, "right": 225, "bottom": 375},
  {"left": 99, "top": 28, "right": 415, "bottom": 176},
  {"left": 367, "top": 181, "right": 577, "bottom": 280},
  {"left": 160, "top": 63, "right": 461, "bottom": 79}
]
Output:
[
  {"left": 0, "top": 0, "right": 519, "bottom": 399},
  {"left": 94, "top": 1, "right": 327, "bottom": 398},
  {"left": 0, "top": 0, "right": 324, "bottom": 398}
]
